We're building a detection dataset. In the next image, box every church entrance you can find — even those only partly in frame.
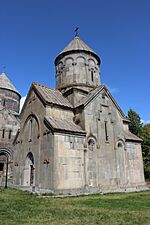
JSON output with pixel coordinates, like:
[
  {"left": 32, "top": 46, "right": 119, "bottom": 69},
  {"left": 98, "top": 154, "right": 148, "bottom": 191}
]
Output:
[
  {"left": 0, "top": 162, "right": 4, "bottom": 184},
  {"left": 0, "top": 149, "right": 12, "bottom": 187},
  {"left": 23, "top": 152, "right": 35, "bottom": 186},
  {"left": 0, "top": 163, "right": 4, "bottom": 171}
]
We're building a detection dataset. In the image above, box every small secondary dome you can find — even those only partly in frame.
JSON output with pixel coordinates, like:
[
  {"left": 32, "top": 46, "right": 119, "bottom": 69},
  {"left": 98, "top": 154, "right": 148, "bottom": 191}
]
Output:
[
  {"left": 0, "top": 72, "right": 20, "bottom": 95},
  {"left": 55, "top": 35, "right": 100, "bottom": 65}
]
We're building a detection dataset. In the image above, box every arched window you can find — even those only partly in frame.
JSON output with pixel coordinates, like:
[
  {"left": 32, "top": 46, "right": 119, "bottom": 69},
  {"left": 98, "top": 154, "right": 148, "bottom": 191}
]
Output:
[
  {"left": 23, "top": 114, "right": 40, "bottom": 143},
  {"left": 27, "top": 152, "right": 34, "bottom": 165},
  {"left": 88, "top": 139, "right": 95, "bottom": 151},
  {"left": 116, "top": 140, "right": 125, "bottom": 149},
  {"left": 118, "top": 142, "right": 123, "bottom": 148}
]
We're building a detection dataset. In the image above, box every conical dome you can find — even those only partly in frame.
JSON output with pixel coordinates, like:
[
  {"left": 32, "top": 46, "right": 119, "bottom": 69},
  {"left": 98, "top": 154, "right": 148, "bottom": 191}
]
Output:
[
  {"left": 55, "top": 35, "right": 100, "bottom": 65},
  {"left": 0, "top": 72, "right": 21, "bottom": 114},
  {"left": 0, "top": 72, "right": 20, "bottom": 95},
  {"left": 55, "top": 35, "right": 101, "bottom": 93}
]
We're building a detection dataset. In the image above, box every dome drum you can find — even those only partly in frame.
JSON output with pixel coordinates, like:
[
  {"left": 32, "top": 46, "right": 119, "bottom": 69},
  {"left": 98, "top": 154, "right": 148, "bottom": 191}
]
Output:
[
  {"left": 55, "top": 49, "right": 100, "bottom": 90},
  {"left": 0, "top": 72, "right": 21, "bottom": 114}
]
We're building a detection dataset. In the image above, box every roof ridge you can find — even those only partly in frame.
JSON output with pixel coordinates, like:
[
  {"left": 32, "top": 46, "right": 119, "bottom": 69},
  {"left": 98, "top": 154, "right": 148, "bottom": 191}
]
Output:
[
  {"left": 75, "top": 84, "right": 104, "bottom": 107},
  {"left": 32, "top": 82, "right": 59, "bottom": 92}
]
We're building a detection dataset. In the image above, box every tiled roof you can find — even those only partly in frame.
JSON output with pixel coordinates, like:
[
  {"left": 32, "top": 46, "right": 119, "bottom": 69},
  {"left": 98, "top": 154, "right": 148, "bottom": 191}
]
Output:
[
  {"left": 33, "top": 82, "right": 73, "bottom": 108},
  {"left": 60, "top": 35, "right": 96, "bottom": 55},
  {"left": 124, "top": 130, "right": 142, "bottom": 142},
  {"left": 0, "top": 72, "right": 20, "bottom": 95},
  {"left": 44, "top": 116, "right": 86, "bottom": 134},
  {"left": 55, "top": 35, "right": 100, "bottom": 64}
]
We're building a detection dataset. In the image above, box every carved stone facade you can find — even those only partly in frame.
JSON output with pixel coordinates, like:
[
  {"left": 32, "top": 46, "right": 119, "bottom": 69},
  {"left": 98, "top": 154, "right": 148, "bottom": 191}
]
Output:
[
  {"left": 0, "top": 72, "right": 20, "bottom": 184},
  {"left": 13, "top": 35, "right": 146, "bottom": 194}
]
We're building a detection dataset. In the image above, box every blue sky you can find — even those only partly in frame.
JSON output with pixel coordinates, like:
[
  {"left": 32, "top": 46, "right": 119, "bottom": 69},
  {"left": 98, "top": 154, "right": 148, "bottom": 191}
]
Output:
[{"left": 0, "top": 0, "right": 150, "bottom": 122}]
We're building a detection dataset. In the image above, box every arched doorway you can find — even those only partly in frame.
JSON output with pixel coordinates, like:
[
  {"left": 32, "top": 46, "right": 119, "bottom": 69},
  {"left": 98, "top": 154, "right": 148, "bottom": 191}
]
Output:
[
  {"left": 0, "top": 149, "right": 11, "bottom": 187},
  {"left": 23, "top": 152, "right": 35, "bottom": 186}
]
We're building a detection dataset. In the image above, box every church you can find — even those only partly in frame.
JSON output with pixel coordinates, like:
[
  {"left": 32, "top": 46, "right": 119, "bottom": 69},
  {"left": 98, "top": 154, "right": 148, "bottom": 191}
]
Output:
[
  {"left": 0, "top": 72, "right": 20, "bottom": 184},
  {"left": 12, "top": 34, "right": 146, "bottom": 194}
]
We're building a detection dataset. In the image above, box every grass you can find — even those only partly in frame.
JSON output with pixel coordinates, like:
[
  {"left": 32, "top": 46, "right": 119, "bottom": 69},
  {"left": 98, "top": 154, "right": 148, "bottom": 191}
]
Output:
[{"left": 0, "top": 189, "right": 150, "bottom": 225}]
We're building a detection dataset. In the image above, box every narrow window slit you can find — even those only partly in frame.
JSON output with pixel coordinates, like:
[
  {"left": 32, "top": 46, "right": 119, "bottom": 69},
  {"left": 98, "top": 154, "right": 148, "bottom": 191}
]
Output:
[
  {"left": 2, "top": 129, "right": 5, "bottom": 138},
  {"left": 104, "top": 121, "right": 108, "bottom": 141},
  {"left": 91, "top": 70, "right": 94, "bottom": 82},
  {"left": 9, "top": 130, "right": 12, "bottom": 139}
]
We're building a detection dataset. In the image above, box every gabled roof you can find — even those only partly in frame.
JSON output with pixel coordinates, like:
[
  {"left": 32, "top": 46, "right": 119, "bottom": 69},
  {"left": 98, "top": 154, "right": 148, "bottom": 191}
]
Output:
[
  {"left": 124, "top": 130, "right": 142, "bottom": 142},
  {"left": 32, "top": 82, "right": 73, "bottom": 109},
  {"left": 0, "top": 72, "right": 20, "bottom": 95},
  {"left": 75, "top": 84, "right": 104, "bottom": 108},
  {"left": 75, "top": 84, "right": 126, "bottom": 118},
  {"left": 55, "top": 35, "right": 100, "bottom": 65},
  {"left": 44, "top": 116, "right": 86, "bottom": 135}
]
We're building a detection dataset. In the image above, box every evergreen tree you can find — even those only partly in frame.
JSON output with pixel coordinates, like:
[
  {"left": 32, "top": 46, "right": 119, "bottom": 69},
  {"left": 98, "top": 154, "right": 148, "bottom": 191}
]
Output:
[
  {"left": 128, "top": 109, "right": 150, "bottom": 181},
  {"left": 128, "top": 109, "right": 143, "bottom": 137},
  {"left": 141, "top": 124, "right": 150, "bottom": 180}
]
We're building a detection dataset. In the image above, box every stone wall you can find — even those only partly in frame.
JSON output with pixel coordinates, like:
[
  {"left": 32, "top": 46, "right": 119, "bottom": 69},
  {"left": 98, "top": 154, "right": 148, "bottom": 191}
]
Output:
[
  {"left": 13, "top": 90, "right": 54, "bottom": 189},
  {"left": 56, "top": 53, "right": 100, "bottom": 90},
  {"left": 53, "top": 134, "right": 85, "bottom": 193},
  {"left": 13, "top": 86, "right": 146, "bottom": 194},
  {"left": 0, "top": 88, "right": 20, "bottom": 113},
  {"left": 75, "top": 89, "right": 146, "bottom": 192}
]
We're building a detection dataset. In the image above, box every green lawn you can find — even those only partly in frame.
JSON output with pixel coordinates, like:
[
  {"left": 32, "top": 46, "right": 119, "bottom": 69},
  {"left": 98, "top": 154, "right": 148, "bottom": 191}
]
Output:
[{"left": 0, "top": 189, "right": 150, "bottom": 225}]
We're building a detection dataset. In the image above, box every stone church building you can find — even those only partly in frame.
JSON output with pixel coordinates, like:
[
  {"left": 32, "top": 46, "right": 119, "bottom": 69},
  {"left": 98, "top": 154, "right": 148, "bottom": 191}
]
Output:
[
  {"left": 0, "top": 72, "right": 20, "bottom": 184},
  {"left": 13, "top": 34, "right": 146, "bottom": 194}
]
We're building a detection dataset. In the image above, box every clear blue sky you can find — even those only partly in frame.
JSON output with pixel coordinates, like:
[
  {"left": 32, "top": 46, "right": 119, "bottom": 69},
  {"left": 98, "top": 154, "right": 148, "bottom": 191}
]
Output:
[{"left": 0, "top": 0, "right": 149, "bottom": 122}]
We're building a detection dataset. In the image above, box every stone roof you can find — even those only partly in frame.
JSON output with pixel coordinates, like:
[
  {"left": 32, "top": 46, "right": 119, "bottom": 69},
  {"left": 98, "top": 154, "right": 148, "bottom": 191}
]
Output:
[
  {"left": 0, "top": 72, "right": 20, "bottom": 95},
  {"left": 44, "top": 116, "right": 86, "bottom": 135},
  {"left": 75, "top": 84, "right": 126, "bottom": 117},
  {"left": 75, "top": 85, "right": 104, "bottom": 108},
  {"left": 124, "top": 130, "right": 142, "bottom": 142},
  {"left": 33, "top": 82, "right": 73, "bottom": 108},
  {"left": 60, "top": 35, "right": 96, "bottom": 54},
  {"left": 55, "top": 35, "right": 100, "bottom": 65}
]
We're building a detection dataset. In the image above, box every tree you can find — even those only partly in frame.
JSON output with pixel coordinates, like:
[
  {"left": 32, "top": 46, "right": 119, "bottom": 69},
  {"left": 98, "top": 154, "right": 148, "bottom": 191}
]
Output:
[
  {"left": 128, "top": 109, "right": 150, "bottom": 181},
  {"left": 141, "top": 124, "right": 150, "bottom": 180},
  {"left": 128, "top": 109, "right": 143, "bottom": 137}
]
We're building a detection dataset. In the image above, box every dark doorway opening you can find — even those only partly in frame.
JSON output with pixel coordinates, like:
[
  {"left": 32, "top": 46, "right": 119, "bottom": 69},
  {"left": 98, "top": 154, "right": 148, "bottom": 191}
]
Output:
[
  {"left": 0, "top": 163, "right": 4, "bottom": 171},
  {"left": 30, "top": 165, "right": 34, "bottom": 185}
]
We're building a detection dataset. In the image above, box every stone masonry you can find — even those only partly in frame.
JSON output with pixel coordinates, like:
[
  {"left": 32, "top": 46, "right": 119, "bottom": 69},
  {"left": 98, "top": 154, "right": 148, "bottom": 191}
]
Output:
[
  {"left": 0, "top": 72, "right": 20, "bottom": 184},
  {"left": 13, "top": 34, "right": 146, "bottom": 194}
]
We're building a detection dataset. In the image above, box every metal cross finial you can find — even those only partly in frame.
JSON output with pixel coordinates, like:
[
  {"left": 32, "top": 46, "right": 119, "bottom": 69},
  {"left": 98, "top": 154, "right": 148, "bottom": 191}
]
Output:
[
  {"left": 74, "top": 27, "right": 79, "bottom": 36},
  {"left": 2, "top": 66, "right": 6, "bottom": 73}
]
